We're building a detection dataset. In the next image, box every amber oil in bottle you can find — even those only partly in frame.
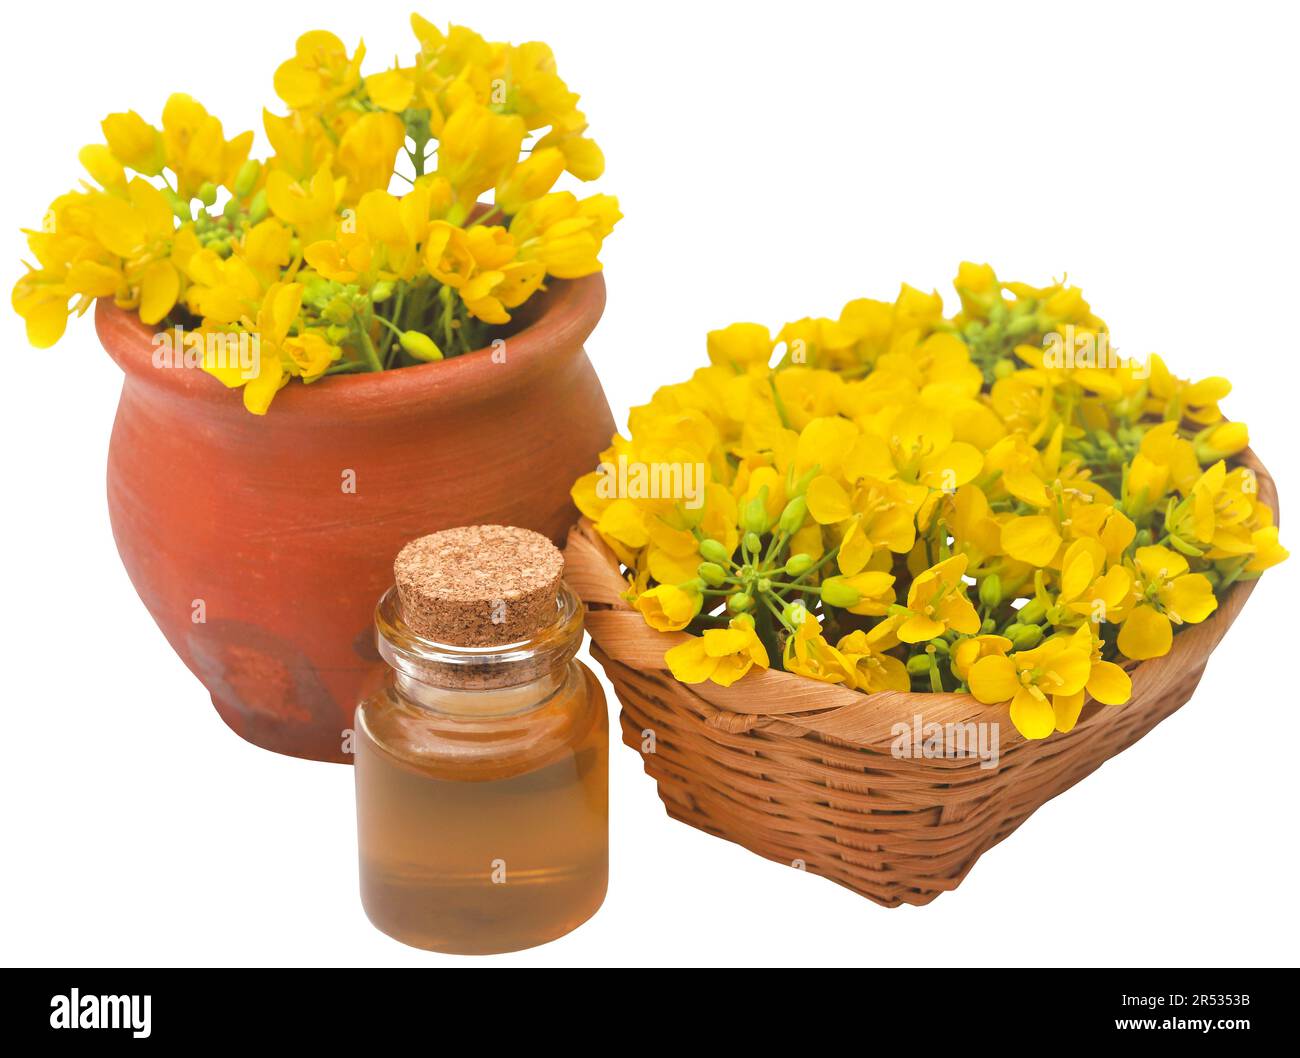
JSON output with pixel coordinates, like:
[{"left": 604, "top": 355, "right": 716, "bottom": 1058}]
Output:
[{"left": 354, "top": 526, "right": 608, "bottom": 954}]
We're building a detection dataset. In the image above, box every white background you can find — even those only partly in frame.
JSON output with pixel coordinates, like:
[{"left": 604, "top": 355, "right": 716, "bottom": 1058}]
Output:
[{"left": 2, "top": 0, "right": 1297, "bottom": 967}]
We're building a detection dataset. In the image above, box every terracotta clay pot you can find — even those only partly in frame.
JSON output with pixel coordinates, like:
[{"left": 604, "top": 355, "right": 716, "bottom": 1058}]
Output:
[{"left": 98, "top": 275, "right": 613, "bottom": 763}]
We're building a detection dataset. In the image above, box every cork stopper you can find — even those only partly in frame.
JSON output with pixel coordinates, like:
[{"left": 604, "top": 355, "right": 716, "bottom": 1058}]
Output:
[{"left": 393, "top": 525, "right": 565, "bottom": 647}]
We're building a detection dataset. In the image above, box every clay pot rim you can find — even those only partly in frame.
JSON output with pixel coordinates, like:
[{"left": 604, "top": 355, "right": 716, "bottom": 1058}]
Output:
[{"left": 95, "top": 272, "right": 606, "bottom": 420}]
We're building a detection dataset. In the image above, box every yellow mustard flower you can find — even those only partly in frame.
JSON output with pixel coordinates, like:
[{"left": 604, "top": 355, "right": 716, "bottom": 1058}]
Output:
[
  {"left": 634, "top": 583, "right": 701, "bottom": 633},
  {"left": 273, "top": 30, "right": 366, "bottom": 113},
  {"left": 951, "top": 634, "right": 1013, "bottom": 684},
  {"left": 783, "top": 617, "right": 857, "bottom": 686},
  {"left": 160, "top": 94, "right": 253, "bottom": 198},
  {"left": 806, "top": 473, "right": 923, "bottom": 573},
  {"left": 969, "top": 628, "right": 1096, "bottom": 739},
  {"left": 1117, "top": 545, "right": 1218, "bottom": 660},
  {"left": 895, "top": 554, "right": 981, "bottom": 643},
  {"left": 836, "top": 626, "right": 909, "bottom": 693},
  {"left": 665, "top": 618, "right": 769, "bottom": 687},
  {"left": 510, "top": 191, "right": 622, "bottom": 279}
]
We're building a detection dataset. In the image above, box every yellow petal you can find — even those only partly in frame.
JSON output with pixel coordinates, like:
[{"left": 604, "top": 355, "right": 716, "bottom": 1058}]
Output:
[
  {"left": 1002, "top": 515, "right": 1062, "bottom": 567},
  {"left": 138, "top": 260, "right": 179, "bottom": 325},
  {"left": 709, "top": 653, "right": 754, "bottom": 687},
  {"left": 241, "top": 356, "right": 286, "bottom": 415},
  {"left": 365, "top": 68, "right": 414, "bottom": 111},
  {"left": 1117, "top": 604, "right": 1172, "bottom": 660},
  {"left": 898, "top": 613, "right": 945, "bottom": 643},
  {"left": 1060, "top": 541, "right": 1098, "bottom": 600},
  {"left": 796, "top": 417, "right": 859, "bottom": 475},
  {"left": 1052, "top": 691, "right": 1086, "bottom": 733},
  {"left": 919, "top": 442, "right": 983, "bottom": 490},
  {"left": 1009, "top": 686, "right": 1056, "bottom": 739},
  {"left": 1161, "top": 573, "right": 1218, "bottom": 624},
  {"left": 1086, "top": 660, "right": 1132, "bottom": 705},
  {"left": 938, "top": 595, "right": 981, "bottom": 635},
  {"left": 1047, "top": 648, "right": 1092, "bottom": 697},
  {"left": 1135, "top": 544, "right": 1188, "bottom": 583},
  {"left": 968, "top": 655, "right": 1019, "bottom": 704},
  {"left": 665, "top": 637, "right": 716, "bottom": 684},
  {"left": 806, "top": 475, "right": 852, "bottom": 524},
  {"left": 843, "top": 434, "right": 896, "bottom": 482}
]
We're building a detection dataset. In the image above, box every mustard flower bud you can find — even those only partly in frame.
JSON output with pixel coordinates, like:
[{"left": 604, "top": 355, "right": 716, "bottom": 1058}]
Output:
[
  {"left": 727, "top": 591, "right": 754, "bottom": 614},
  {"left": 743, "top": 531, "right": 762, "bottom": 555},
  {"left": 697, "top": 561, "right": 728, "bottom": 587},
  {"left": 906, "top": 654, "right": 931, "bottom": 677},
  {"left": 248, "top": 188, "right": 269, "bottom": 224},
  {"left": 742, "top": 492, "right": 772, "bottom": 535},
  {"left": 1006, "top": 313, "right": 1038, "bottom": 338},
  {"left": 784, "top": 553, "right": 814, "bottom": 577},
  {"left": 197, "top": 182, "right": 218, "bottom": 207},
  {"left": 979, "top": 574, "right": 1002, "bottom": 610},
  {"left": 820, "top": 577, "right": 861, "bottom": 608},
  {"left": 322, "top": 297, "right": 354, "bottom": 325},
  {"left": 1017, "top": 598, "right": 1047, "bottom": 625},
  {"left": 778, "top": 495, "right": 808, "bottom": 536},
  {"left": 400, "top": 331, "right": 443, "bottom": 362},
  {"left": 1006, "top": 623, "right": 1043, "bottom": 649},
  {"left": 233, "top": 159, "right": 261, "bottom": 198},
  {"left": 699, "top": 539, "right": 731, "bottom": 566},
  {"left": 782, "top": 599, "right": 809, "bottom": 627}
]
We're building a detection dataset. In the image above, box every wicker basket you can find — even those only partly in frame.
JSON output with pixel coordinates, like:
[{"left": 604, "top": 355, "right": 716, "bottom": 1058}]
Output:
[{"left": 563, "top": 450, "right": 1278, "bottom": 907}]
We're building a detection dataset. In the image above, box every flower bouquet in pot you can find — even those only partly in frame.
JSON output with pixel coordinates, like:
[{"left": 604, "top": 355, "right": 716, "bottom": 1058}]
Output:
[
  {"left": 13, "top": 15, "right": 620, "bottom": 762},
  {"left": 565, "top": 264, "right": 1286, "bottom": 906}
]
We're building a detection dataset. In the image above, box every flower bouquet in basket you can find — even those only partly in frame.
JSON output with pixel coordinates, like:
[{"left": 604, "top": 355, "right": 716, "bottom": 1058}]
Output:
[{"left": 566, "top": 263, "right": 1286, "bottom": 905}]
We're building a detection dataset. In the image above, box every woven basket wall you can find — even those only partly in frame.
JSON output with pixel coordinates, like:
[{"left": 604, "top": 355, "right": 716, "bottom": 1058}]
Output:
[{"left": 563, "top": 450, "right": 1278, "bottom": 907}]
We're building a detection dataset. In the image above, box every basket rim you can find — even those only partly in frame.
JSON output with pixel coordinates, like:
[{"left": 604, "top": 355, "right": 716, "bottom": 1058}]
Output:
[{"left": 565, "top": 447, "right": 1278, "bottom": 746}]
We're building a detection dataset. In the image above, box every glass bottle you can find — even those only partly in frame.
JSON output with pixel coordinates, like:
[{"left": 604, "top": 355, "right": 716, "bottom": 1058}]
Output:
[{"left": 354, "top": 574, "right": 608, "bottom": 955}]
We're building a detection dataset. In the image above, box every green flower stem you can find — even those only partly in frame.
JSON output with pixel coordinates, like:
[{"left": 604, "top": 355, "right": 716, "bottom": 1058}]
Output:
[
  {"left": 383, "top": 288, "right": 406, "bottom": 366},
  {"left": 759, "top": 591, "right": 794, "bottom": 631},
  {"left": 373, "top": 315, "right": 404, "bottom": 338},
  {"left": 767, "top": 579, "right": 819, "bottom": 592},
  {"left": 768, "top": 376, "right": 792, "bottom": 429},
  {"left": 763, "top": 529, "right": 789, "bottom": 565},
  {"left": 439, "top": 285, "right": 454, "bottom": 352},
  {"left": 356, "top": 322, "right": 384, "bottom": 372},
  {"left": 1217, "top": 556, "right": 1251, "bottom": 591},
  {"left": 927, "top": 652, "right": 945, "bottom": 694}
]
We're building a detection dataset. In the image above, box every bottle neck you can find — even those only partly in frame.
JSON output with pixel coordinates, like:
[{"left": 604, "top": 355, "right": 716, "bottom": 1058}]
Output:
[
  {"left": 372, "top": 582, "right": 585, "bottom": 708},
  {"left": 392, "top": 666, "right": 571, "bottom": 717}
]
